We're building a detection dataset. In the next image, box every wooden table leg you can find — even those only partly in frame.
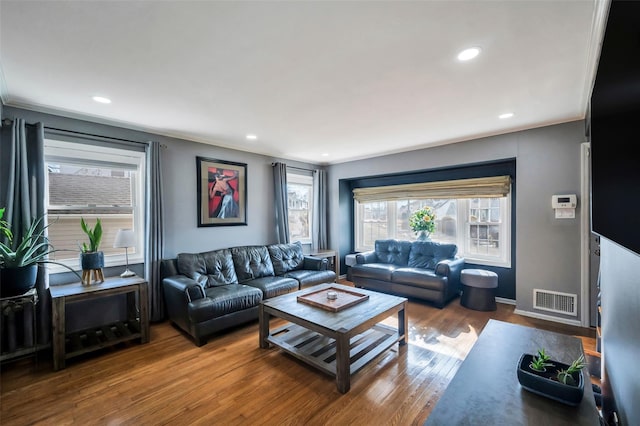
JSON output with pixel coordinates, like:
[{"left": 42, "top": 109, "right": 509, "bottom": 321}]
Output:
[
  {"left": 259, "top": 304, "right": 270, "bottom": 349},
  {"left": 138, "top": 281, "right": 149, "bottom": 343},
  {"left": 52, "top": 296, "right": 65, "bottom": 371},
  {"left": 336, "top": 331, "right": 351, "bottom": 393},
  {"left": 399, "top": 301, "right": 408, "bottom": 345}
]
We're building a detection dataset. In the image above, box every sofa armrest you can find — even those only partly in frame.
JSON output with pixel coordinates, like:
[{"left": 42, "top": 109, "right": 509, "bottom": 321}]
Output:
[
  {"left": 163, "top": 275, "right": 205, "bottom": 303},
  {"left": 435, "top": 257, "right": 466, "bottom": 289},
  {"left": 356, "top": 251, "right": 377, "bottom": 264},
  {"left": 162, "top": 275, "right": 205, "bottom": 335},
  {"left": 302, "top": 256, "right": 328, "bottom": 271}
]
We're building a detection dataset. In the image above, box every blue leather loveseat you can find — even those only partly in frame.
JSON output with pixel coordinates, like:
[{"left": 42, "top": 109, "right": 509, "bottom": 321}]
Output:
[{"left": 351, "top": 239, "right": 465, "bottom": 308}]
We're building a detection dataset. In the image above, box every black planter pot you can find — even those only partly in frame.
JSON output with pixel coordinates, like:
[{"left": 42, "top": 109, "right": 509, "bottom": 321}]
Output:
[
  {"left": 80, "top": 251, "right": 104, "bottom": 270},
  {"left": 0, "top": 264, "right": 38, "bottom": 298},
  {"left": 517, "top": 353, "right": 584, "bottom": 406}
]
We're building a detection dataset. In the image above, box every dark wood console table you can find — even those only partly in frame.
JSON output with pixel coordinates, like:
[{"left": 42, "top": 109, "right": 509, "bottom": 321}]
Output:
[
  {"left": 51, "top": 276, "right": 149, "bottom": 371},
  {"left": 425, "top": 319, "right": 599, "bottom": 425},
  {"left": 309, "top": 249, "right": 339, "bottom": 276}
]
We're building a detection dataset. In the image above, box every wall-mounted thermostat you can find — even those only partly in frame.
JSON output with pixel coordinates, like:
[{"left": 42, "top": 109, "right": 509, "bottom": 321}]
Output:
[{"left": 552, "top": 194, "right": 577, "bottom": 218}]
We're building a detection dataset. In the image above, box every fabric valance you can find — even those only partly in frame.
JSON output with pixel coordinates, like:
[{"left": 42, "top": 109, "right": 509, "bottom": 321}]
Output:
[{"left": 352, "top": 176, "right": 511, "bottom": 202}]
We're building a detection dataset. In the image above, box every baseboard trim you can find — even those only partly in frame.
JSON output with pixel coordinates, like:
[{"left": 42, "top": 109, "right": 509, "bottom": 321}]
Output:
[
  {"left": 514, "top": 308, "right": 583, "bottom": 327},
  {"left": 496, "top": 297, "right": 515, "bottom": 305}
]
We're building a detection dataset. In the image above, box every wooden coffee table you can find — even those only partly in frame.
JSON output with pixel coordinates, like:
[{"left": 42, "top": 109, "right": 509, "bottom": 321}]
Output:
[{"left": 259, "top": 283, "right": 408, "bottom": 393}]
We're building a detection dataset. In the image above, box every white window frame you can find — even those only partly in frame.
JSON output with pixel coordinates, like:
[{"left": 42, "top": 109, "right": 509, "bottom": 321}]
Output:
[
  {"left": 286, "top": 172, "right": 314, "bottom": 245},
  {"left": 354, "top": 195, "right": 511, "bottom": 267},
  {"left": 44, "top": 139, "right": 146, "bottom": 273}
]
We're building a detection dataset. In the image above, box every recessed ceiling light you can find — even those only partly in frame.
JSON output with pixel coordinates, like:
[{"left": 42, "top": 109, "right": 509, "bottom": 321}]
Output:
[
  {"left": 246, "top": 134, "right": 257, "bottom": 140},
  {"left": 457, "top": 47, "right": 481, "bottom": 61},
  {"left": 92, "top": 96, "right": 111, "bottom": 104},
  {"left": 321, "top": 153, "right": 329, "bottom": 157},
  {"left": 499, "top": 113, "right": 514, "bottom": 119}
]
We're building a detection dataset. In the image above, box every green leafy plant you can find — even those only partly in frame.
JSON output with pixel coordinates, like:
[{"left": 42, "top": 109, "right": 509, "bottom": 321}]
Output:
[
  {"left": 409, "top": 206, "right": 437, "bottom": 234},
  {"left": 80, "top": 218, "right": 102, "bottom": 253},
  {"left": 529, "top": 348, "right": 554, "bottom": 372},
  {"left": 0, "top": 208, "right": 79, "bottom": 278},
  {"left": 0, "top": 209, "right": 53, "bottom": 268},
  {"left": 557, "top": 354, "right": 586, "bottom": 386},
  {"left": 0, "top": 208, "right": 12, "bottom": 241}
]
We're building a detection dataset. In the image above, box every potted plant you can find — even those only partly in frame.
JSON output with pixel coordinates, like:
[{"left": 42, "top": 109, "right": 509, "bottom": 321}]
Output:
[
  {"left": 529, "top": 348, "right": 554, "bottom": 372},
  {"left": 556, "top": 354, "right": 587, "bottom": 386},
  {"left": 409, "top": 206, "right": 436, "bottom": 241},
  {"left": 79, "top": 218, "right": 104, "bottom": 284},
  {"left": 0, "top": 207, "right": 79, "bottom": 297},
  {"left": 517, "top": 348, "right": 587, "bottom": 406}
]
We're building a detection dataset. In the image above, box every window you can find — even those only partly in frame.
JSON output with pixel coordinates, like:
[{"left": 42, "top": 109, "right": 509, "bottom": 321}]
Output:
[
  {"left": 355, "top": 196, "right": 511, "bottom": 267},
  {"left": 287, "top": 173, "right": 314, "bottom": 244},
  {"left": 44, "top": 139, "right": 146, "bottom": 272}
]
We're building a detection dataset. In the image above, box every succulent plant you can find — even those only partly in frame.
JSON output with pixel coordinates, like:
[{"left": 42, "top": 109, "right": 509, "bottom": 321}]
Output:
[
  {"left": 529, "top": 348, "right": 554, "bottom": 372},
  {"left": 557, "top": 354, "right": 586, "bottom": 385}
]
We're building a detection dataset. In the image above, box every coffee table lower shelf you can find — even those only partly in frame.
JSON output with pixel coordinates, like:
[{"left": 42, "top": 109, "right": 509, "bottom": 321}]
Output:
[{"left": 267, "top": 322, "right": 400, "bottom": 377}]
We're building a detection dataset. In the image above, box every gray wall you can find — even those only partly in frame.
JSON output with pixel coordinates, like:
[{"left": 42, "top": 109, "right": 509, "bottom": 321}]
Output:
[
  {"left": 3, "top": 106, "right": 315, "bottom": 264},
  {"left": 599, "top": 239, "right": 640, "bottom": 425},
  {"left": 327, "top": 120, "right": 586, "bottom": 320},
  {"left": 2, "top": 106, "right": 313, "bottom": 329},
  {"left": 4, "top": 105, "right": 589, "bottom": 322}
]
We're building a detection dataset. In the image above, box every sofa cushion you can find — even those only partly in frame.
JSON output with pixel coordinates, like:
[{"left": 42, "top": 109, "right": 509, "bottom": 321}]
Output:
[
  {"left": 374, "top": 240, "right": 412, "bottom": 266},
  {"left": 284, "top": 269, "right": 336, "bottom": 289},
  {"left": 267, "top": 241, "right": 305, "bottom": 275},
  {"left": 408, "top": 241, "right": 458, "bottom": 270},
  {"left": 350, "top": 263, "right": 399, "bottom": 281},
  {"left": 244, "top": 276, "right": 299, "bottom": 298},
  {"left": 392, "top": 267, "right": 447, "bottom": 291},
  {"left": 188, "top": 284, "right": 262, "bottom": 323},
  {"left": 177, "top": 249, "right": 239, "bottom": 287},
  {"left": 231, "top": 246, "right": 275, "bottom": 283}
]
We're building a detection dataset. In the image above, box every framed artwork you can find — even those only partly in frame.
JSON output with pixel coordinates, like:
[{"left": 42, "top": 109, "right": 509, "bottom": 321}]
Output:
[{"left": 196, "top": 156, "right": 247, "bottom": 227}]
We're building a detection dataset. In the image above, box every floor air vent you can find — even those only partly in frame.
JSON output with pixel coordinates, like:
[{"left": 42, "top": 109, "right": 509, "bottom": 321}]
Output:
[{"left": 533, "top": 289, "right": 577, "bottom": 316}]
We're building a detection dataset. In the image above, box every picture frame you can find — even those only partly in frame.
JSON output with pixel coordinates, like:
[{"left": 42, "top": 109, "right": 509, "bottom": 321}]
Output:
[{"left": 196, "top": 156, "right": 247, "bottom": 227}]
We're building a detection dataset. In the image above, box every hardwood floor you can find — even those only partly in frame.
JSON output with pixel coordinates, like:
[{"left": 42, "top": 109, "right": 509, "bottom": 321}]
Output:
[{"left": 0, "top": 284, "right": 595, "bottom": 426}]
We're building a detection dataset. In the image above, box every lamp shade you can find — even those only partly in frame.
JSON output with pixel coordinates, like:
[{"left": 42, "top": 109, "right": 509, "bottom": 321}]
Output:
[{"left": 114, "top": 229, "right": 136, "bottom": 248}]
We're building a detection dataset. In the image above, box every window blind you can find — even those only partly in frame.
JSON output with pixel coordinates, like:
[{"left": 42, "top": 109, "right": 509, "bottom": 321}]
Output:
[{"left": 352, "top": 176, "right": 511, "bottom": 202}]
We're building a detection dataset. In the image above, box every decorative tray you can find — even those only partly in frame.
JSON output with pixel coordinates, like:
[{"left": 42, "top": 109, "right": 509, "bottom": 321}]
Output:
[{"left": 297, "top": 286, "right": 369, "bottom": 312}]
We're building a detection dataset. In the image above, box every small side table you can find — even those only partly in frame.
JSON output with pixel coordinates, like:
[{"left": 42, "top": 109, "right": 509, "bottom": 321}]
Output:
[
  {"left": 309, "top": 249, "right": 339, "bottom": 276},
  {"left": 50, "top": 276, "right": 149, "bottom": 371},
  {"left": 0, "top": 288, "right": 38, "bottom": 363}
]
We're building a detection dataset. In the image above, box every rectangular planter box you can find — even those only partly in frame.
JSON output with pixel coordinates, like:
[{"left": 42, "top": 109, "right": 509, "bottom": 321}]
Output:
[{"left": 517, "top": 353, "right": 585, "bottom": 406}]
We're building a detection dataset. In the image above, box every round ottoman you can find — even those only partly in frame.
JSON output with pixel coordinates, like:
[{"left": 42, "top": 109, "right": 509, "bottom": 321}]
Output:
[{"left": 460, "top": 269, "right": 498, "bottom": 311}]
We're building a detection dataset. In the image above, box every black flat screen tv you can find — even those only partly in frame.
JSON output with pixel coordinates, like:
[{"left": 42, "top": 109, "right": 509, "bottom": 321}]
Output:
[{"left": 589, "top": 0, "right": 640, "bottom": 256}]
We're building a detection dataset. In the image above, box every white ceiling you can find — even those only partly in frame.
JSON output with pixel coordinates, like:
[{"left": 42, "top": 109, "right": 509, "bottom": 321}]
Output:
[{"left": 0, "top": 1, "right": 606, "bottom": 165}]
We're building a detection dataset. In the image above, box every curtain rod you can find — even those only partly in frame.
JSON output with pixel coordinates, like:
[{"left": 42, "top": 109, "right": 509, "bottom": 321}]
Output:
[
  {"left": 2, "top": 119, "right": 147, "bottom": 145},
  {"left": 3, "top": 119, "right": 166, "bottom": 148},
  {"left": 271, "top": 163, "right": 317, "bottom": 173},
  {"left": 45, "top": 126, "right": 150, "bottom": 146}
]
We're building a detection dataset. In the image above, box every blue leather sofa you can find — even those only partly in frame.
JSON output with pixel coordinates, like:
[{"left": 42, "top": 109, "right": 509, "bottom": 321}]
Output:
[
  {"left": 351, "top": 239, "right": 465, "bottom": 308},
  {"left": 161, "top": 241, "right": 336, "bottom": 346}
]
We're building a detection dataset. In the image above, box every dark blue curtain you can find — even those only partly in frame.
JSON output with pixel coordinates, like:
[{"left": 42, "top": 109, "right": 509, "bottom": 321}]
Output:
[
  {"left": 0, "top": 118, "right": 50, "bottom": 344},
  {"left": 145, "top": 141, "right": 164, "bottom": 321},
  {"left": 312, "top": 169, "right": 328, "bottom": 250},
  {"left": 273, "top": 162, "right": 289, "bottom": 244}
]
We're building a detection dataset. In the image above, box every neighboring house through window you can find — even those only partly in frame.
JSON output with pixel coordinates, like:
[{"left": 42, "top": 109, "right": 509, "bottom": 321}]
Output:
[
  {"left": 287, "top": 172, "right": 314, "bottom": 244},
  {"left": 44, "top": 139, "right": 146, "bottom": 272}
]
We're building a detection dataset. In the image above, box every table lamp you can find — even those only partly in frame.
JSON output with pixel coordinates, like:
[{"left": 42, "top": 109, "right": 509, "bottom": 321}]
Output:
[{"left": 113, "top": 229, "right": 136, "bottom": 277}]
